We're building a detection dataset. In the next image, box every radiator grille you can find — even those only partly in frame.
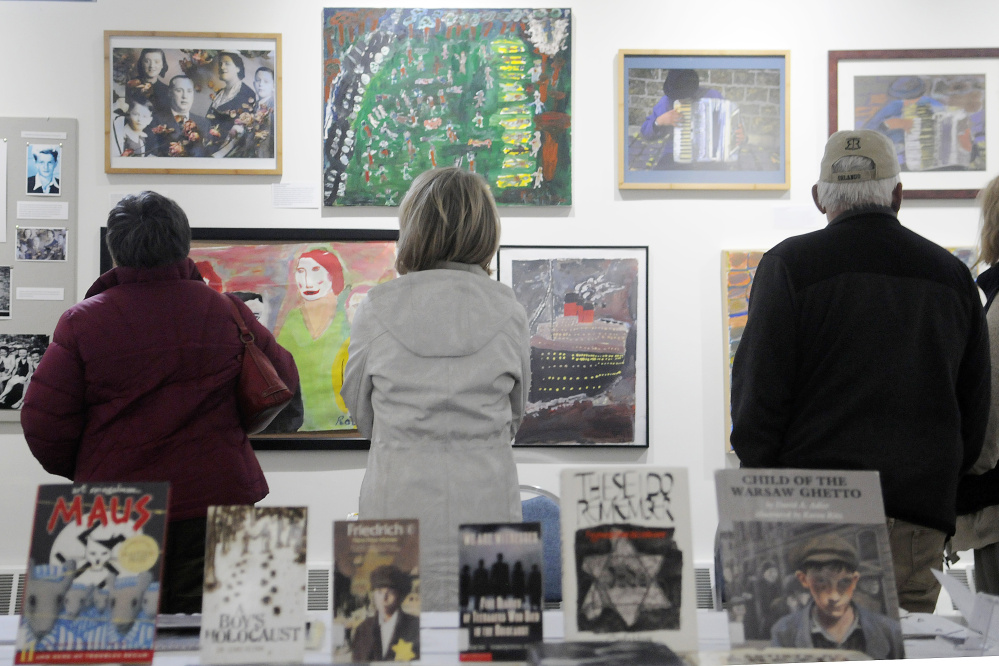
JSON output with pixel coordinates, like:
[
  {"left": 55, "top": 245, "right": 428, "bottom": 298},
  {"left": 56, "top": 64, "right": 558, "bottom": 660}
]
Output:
[
  {"left": 307, "top": 568, "right": 330, "bottom": 611},
  {"left": 695, "top": 567, "right": 715, "bottom": 610}
]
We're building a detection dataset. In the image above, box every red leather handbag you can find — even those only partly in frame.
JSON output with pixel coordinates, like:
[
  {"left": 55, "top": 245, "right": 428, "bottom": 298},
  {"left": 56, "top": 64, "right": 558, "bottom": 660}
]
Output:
[{"left": 224, "top": 294, "right": 293, "bottom": 435}]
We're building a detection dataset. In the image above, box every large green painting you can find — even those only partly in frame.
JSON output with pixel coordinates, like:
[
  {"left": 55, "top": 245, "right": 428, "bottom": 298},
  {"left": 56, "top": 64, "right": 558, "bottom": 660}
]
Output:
[{"left": 322, "top": 8, "right": 572, "bottom": 206}]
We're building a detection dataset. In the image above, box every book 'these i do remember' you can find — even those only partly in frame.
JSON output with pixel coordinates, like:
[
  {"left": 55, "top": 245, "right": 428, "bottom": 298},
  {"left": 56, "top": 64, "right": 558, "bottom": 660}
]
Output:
[
  {"left": 199, "top": 506, "right": 308, "bottom": 665},
  {"left": 715, "top": 469, "right": 904, "bottom": 660},
  {"left": 16, "top": 482, "right": 169, "bottom": 665},
  {"left": 560, "top": 467, "right": 697, "bottom": 653},
  {"left": 332, "top": 518, "right": 420, "bottom": 663}
]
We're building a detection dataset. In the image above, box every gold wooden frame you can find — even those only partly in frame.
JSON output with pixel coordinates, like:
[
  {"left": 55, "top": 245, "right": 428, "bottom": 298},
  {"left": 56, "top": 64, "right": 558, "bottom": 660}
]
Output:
[
  {"left": 618, "top": 50, "right": 789, "bottom": 191},
  {"left": 104, "top": 31, "right": 281, "bottom": 175}
]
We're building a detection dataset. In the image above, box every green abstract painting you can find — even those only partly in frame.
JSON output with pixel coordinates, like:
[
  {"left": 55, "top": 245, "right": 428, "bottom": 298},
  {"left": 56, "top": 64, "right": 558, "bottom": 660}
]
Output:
[{"left": 322, "top": 8, "right": 572, "bottom": 206}]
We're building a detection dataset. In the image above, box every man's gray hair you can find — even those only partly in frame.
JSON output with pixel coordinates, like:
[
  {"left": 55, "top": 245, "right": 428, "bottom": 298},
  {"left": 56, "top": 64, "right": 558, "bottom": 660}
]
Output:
[{"left": 816, "top": 155, "right": 900, "bottom": 214}]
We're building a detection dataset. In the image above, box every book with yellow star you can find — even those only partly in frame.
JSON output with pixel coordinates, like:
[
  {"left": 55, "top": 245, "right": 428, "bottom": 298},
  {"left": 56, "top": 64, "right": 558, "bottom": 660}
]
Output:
[
  {"left": 332, "top": 519, "right": 420, "bottom": 663},
  {"left": 560, "top": 467, "right": 698, "bottom": 653}
]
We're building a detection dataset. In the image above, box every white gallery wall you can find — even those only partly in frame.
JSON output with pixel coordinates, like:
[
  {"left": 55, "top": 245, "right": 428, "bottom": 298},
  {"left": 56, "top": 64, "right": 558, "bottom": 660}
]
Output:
[{"left": 0, "top": 0, "right": 993, "bottom": 571}]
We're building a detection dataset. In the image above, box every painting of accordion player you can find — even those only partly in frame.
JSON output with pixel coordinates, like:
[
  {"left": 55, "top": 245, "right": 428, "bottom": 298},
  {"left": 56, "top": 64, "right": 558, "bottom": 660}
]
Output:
[
  {"left": 830, "top": 49, "right": 999, "bottom": 199},
  {"left": 618, "top": 51, "right": 789, "bottom": 191}
]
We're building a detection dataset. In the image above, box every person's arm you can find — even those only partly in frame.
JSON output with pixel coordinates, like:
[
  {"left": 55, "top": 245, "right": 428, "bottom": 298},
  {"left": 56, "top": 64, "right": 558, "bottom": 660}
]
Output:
[
  {"left": 342, "top": 300, "right": 377, "bottom": 438},
  {"left": 507, "top": 306, "right": 531, "bottom": 434},
  {"left": 956, "top": 274, "right": 991, "bottom": 475},
  {"left": 730, "top": 253, "right": 798, "bottom": 467},
  {"left": 21, "top": 311, "right": 87, "bottom": 479},
  {"left": 639, "top": 95, "right": 673, "bottom": 139}
]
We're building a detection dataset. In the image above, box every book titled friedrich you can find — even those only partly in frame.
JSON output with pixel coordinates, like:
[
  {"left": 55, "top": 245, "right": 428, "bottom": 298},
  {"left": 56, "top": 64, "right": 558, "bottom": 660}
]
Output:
[
  {"left": 332, "top": 519, "right": 420, "bottom": 663},
  {"left": 458, "top": 522, "right": 544, "bottom": 661},
  {"left": 199, "top": 506, "right": 308, "bottom": 665},
  {"left": 714, "top": 469, "right": 904, "bottom": 660},
  {"left": 15, "top": 482, "right": 169, "bottom": 665},
  {"left": 560, "top": 467, "right": 698, "bottom": 653}
]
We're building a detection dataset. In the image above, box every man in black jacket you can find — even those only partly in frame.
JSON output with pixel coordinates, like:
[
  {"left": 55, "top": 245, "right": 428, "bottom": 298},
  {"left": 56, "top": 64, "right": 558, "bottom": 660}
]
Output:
[{"left": 732, "top": 129, "right": 990, "bottom": 613}]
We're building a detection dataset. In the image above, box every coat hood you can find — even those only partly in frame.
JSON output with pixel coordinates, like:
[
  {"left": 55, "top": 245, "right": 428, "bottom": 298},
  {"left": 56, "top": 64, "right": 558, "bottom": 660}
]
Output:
[{"left": 365, "top": 263, "right": 521, "bottom": 357}]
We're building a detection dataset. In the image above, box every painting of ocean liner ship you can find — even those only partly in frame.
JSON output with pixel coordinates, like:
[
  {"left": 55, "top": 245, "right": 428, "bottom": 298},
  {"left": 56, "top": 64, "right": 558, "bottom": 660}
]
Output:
[{"left": 505, "top": 252, "right": 646, "bottom": 447}]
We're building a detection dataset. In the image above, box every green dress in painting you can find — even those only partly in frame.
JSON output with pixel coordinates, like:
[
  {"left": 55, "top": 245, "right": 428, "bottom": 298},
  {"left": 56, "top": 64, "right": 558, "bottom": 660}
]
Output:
[{"left": 277, "top": 307, "right": 352, "bottom": 431}]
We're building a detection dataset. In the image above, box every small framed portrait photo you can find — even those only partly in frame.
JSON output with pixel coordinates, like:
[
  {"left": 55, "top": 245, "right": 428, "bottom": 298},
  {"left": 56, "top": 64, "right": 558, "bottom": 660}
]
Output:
[
  {"left": 26, "top": 144, "right": 62, "bottom": 196},
  {"left": 17, "top": 227, "right": 68, "bottom": 262}
]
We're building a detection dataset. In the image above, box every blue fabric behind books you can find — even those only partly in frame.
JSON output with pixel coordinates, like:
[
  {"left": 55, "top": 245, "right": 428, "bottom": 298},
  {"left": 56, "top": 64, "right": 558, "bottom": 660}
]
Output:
[{"left": 521, "top": 495, "right": 561, "bottom": 602}]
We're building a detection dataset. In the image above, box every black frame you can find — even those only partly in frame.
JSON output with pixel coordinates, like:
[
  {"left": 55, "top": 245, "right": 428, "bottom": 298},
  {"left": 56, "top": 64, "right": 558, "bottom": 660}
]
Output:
[
  {"left": 496, "top": 244, "right": 650, "bottom": 448},
  {"left": 100, "top": 226, "right": 398, "bottom": 451}
]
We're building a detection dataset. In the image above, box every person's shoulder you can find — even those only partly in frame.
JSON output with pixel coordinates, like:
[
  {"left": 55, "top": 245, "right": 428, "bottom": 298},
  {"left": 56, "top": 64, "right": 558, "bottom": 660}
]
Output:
[{"left": 855, "top": 604, "right": 900, "bottom": 633}]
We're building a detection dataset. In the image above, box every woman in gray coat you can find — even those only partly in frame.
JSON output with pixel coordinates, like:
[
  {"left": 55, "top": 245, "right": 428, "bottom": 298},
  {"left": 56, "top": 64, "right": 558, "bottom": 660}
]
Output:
[{"left": 342, "top": 167, "right": 531, "bottom": 611}]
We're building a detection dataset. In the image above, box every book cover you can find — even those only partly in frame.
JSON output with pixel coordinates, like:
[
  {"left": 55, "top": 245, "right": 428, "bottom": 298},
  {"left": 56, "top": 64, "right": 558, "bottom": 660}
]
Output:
[
  {"left": 715, "top": 469, "right": 904, "bottom": 660},
  {"left": 332, "top": 519, "right": 420, "bottom": 663},
  {"left": 15, "top": 482, "right": 169, "bottom": 665},
  {"left": 458, "top": 522, "right": 544, "bottom": 661},
  {"left": 199, "top": 506, "right": 308, "bottom": 665},
  {"left": 560, "top": 467, "right": 697, "bottom": 653}
]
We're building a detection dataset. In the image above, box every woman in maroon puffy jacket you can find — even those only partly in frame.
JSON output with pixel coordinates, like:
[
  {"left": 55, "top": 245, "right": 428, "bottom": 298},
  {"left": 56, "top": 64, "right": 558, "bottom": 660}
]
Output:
[{"left": 21, "top": 191, "right": 299, "bottom": 614}]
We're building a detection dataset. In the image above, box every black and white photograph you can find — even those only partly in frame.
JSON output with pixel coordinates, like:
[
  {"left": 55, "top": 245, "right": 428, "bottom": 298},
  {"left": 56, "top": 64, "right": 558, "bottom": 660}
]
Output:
[
  {"left": 25, "top": 144, "right": 61, "bottom": 196},
  {"left": 17, "top": 227, "right": 67, "bottom": 262},
  {"left": 105, "top": 31, "right": 281, "bottom": 174},
  {"left": 0, "top": 267, "right": 10, "bottom": 319},
  {"left": 0, "top": 334, "right": 50, "bottom": 410}
]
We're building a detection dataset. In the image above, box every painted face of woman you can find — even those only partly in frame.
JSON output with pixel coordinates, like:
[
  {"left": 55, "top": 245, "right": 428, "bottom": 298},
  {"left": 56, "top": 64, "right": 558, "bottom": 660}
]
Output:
[{"left": 296, "top": 257, "right": 333, "bottom": 301}]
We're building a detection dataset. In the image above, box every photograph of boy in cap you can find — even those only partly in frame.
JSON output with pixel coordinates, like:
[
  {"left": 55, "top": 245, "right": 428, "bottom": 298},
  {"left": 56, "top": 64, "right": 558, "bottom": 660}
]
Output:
[
  {"left": 770, "top": 533, "right": 903, "bottom": 659},
  {"left": 350, "top": 564, "right": 420, "bottom": 661}
]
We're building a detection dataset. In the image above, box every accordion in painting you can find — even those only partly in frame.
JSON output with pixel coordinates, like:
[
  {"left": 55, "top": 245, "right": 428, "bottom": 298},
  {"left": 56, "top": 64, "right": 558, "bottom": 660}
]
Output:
[
  {"left": 903, "top": 107, "right": 972, "bottom": 171},
  {"left": 673, "top": 97, "right": 741, "bottom": 164}
]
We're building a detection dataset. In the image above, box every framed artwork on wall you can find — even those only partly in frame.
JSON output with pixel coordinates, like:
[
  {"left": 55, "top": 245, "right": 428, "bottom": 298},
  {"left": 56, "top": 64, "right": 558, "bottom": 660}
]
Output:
[
  {"left": 497, "top": 246, "right": 648, "bottom": 447},
  {"left": 619, "top": 50, "right": 789, "bottom": 191},
  {"left": 829, "top": 48, "right": 999, "bottom": 199},
  {"left": 322, "top": 8, "right": 572, "bottom": 206},
  {"left": 100, "top": 227, "right": 398, "bottom": 450},
  {"left": 721, "top": 250, "right": 764, "bottom": 453},
  {"left": 104, "top": 31, "right": 281, "bottom": 175}
]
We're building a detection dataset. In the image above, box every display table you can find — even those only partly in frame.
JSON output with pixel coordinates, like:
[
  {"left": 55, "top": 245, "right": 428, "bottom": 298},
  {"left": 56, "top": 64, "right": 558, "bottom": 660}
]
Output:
[{"left": 4, "top": 611, "right": 999, "bottom": 664}]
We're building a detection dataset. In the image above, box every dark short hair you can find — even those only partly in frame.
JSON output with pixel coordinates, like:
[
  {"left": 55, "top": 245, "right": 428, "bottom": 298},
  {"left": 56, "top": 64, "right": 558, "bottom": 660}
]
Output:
[
  {"left": 663, "top": 69, "right": 700, "bottom": 100},
  {"left": 219, "top": 51, "right": 245, "bottom": 80},
  {"left": 128, "top": 97, "right": 155, "bottom": 113},
  {"left": 137, "top": 48, "right": 169, "bottom": 78},
  {"left": 106, "top": 191, "right": 191, "bottom": 269},
  {"left": 34, "top": 148, "right": 58, "bottom": 163},
  {"left": 255, "top": 66, "right": 274, "bottom": 80},
  {"left": 168, "top": 75, "right": 193, "bottom": 90},
  {"left": 230, "top": 291, "right": 263, "bottom": 304}
]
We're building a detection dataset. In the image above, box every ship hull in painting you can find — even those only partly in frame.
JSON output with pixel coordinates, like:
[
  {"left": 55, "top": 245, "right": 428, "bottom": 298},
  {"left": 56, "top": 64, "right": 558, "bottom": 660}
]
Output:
[
  {"left": 529, "top": 348, "right": 626, "bottom": 401},
  {"left": 526, "top": 315, "right": 630, "bottom": 401}
]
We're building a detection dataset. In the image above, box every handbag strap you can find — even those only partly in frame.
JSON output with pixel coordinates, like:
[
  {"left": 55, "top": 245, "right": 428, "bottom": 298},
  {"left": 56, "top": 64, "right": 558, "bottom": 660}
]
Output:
[{"left": 224, "top": 293, "right": 255, "bottom": 345}]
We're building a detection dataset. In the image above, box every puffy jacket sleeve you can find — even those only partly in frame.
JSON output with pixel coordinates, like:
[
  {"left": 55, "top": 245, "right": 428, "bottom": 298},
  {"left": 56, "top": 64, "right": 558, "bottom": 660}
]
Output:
[
  {"left": 21, "top": 309, "right": 87, "bottom": 479},
  {"left": 342, "top": 299, "right": 376, "bottom": 438}
]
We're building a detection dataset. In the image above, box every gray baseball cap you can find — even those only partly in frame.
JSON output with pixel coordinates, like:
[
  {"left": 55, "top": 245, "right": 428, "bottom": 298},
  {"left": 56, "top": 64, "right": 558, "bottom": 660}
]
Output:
[{"left": 820, "top": 129, "right": 900, "bottom": 183}]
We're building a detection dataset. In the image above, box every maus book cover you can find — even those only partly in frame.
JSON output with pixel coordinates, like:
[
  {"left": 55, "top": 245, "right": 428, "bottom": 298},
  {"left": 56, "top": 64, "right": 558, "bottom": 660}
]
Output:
[
  {"left": 458, "top": 522, "right": 543, "bottom": 661},
  {"left": 715, "top": 469, "right": 904, "bottom": 660},
  {"left": 560, "top": 467, "right": 697, "bottom": 653},
  {"left": 15, "top": 482, "right": 169, "bottom": 665},
  {"left": 332, "top": 519, "right": 420, "bottom": 663},
  {"left": 199, "top": 506, "right": 308, "bottom": 665}
]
